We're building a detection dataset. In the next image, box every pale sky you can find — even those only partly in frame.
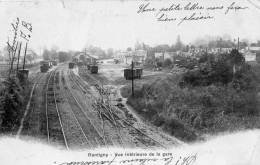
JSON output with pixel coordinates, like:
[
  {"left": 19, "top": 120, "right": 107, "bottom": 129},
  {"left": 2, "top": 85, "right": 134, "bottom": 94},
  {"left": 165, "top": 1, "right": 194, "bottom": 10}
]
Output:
[{"left": 1, "top": 0, "right": 260, "bottom": 53}]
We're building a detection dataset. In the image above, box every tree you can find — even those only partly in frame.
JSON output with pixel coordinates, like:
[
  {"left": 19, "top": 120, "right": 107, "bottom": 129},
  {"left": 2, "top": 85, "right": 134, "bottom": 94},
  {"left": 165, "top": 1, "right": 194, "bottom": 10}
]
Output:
[
  {"left": 42, "top": 47, "right": 59, "bottom": 60},
  {"left": 42, "top": 49, "right": 50, "bottom": 60},
  {"left": 50, "top": 48, "right": 58, "bottom": 60},
  {"left": 175, "top": 35, "right": 184, "bottom": 51},
  {"left": 185, "top": 45, "right": 190, "bottom": 52},
  {"left": 153, "top": 44, "right": 170, "bottom": 52},
  {"left": 106, "top": 48, "right": 114, "bottom": 58},
  {"left": 26, "top": 50, "right": 37, "bottom": 64},
  {"left": 84, "top": 45, "right": 106, "bottom": 58},
  {"left": 229, "top": 49, "right": 245, "bottom": 77},
  {"left": 127, "top": 47, "right": 132, "bottom": 51},
  {"left": 163, "top": 59, "right": 172, "bottom": 67},
  {"left": 257, "top": 41, "right": 260, "bottom": 47},
  {"left": 79, "top": 54, "right": 86, "bottom": 62},
  {"left": 135, "top": 41, "right": 143, "bottom": 50},
  {"left": 239, "top": 42, "right": 248, "bottom": 49},
  {"left": 0, "top": 77, "right": 23, "bottom": 128},
  {"left": 58, "top": 51, "right": 71, "bottom": 62}
]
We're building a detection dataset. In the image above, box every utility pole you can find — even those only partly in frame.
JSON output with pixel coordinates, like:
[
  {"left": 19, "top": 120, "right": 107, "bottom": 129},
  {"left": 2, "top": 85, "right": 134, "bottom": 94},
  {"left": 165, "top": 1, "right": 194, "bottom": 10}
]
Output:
[
  {"left": 16, "top": 42, "right": 22, "bottom": 71},
  {"left": 237, "top": 37, "right": 240, "bottom": 51},
  {"left": 206, "top": 47, "right": 211, "bottom": 67},
  {"left": 219, "top": 38, "right": 222, "bottom": 53},
  {"left": 22, "top": 42, "right": 28, "bottom": 70},
  {"left": 131, "top": 60, "right": 134, "bottom": 96},
  {"left": 10, "top": 41, "right": 19, "bottom": 72}
]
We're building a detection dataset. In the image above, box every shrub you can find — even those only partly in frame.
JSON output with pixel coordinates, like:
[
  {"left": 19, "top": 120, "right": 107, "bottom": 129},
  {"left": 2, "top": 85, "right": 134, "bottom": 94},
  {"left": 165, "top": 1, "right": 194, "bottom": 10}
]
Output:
[
  {"left": 0, "top": 77, "right": 24, "bottom": 129},
  {"left": 124, "top": 61, "right": 260, "bottom": 141},
  {"left": 181, "top": 50, "right": 254, "bottom": 88},
  {"left": 163, "top": 59, "right": 172, "bottom": 67}
]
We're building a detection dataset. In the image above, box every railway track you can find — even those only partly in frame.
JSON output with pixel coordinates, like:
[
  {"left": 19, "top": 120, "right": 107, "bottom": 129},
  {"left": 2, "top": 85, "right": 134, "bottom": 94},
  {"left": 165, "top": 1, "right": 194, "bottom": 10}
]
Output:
[
  {"left": 68, "top": 70, "right": 124, "bottom": 147},
  {"left": 17, "top": 72, "right": 45, "bottom": 137},
  {"left": 60, "top": 69, "right": 107, "bottom": 147},
  {"left": 69, "top": 68, "right": 167, "bottom": 149},
  {"left": 45, "top": 70, "right": 68, "bottom": 149}
]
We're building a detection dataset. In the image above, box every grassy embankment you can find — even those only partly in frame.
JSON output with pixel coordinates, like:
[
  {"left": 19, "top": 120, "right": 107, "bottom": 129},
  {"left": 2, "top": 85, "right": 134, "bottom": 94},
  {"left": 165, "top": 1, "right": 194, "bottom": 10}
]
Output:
[{"left": 121, "top": 53, "right": 260, "bottom": 142}]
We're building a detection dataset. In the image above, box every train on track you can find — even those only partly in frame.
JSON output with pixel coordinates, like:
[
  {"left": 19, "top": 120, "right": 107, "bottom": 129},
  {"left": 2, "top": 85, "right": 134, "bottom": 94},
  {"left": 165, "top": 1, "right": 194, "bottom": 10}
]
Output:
[
  {"left": 89, "top": 65, "right": 98, "bottom": 74},
  {"left": 71, "top": 53, "right": 99, "bottom": 74},
  {"left": 68, "top": 62, "right": 75, "bottom": 69},
  {"left": 124, "top": 68, "right": 143, "bottom": 80},
  {"left": 40, "top": 60, "right": 58, "bottom": 73}
]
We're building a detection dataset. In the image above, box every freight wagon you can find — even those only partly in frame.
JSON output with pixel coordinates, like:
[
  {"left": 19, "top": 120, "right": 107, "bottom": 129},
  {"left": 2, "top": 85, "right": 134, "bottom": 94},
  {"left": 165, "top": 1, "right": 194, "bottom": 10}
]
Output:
[
  {"left": 124, "top": 68, "right": 143, "bottom": 80},
  {"left": 72, "top": 58, "right": 78, "bottom": 64},
  {"left": 40, "top": 65, "right": 48, "bottom": 72},
  {"left": 69, "top": 62, "right": 75, "bottom": 69},
  {"left": 51, "top": 60, "right": 58, "bottom": 66},
  {"left": 87, "top": 64, "right": 91, "bottom": 70},
  {"left": 77, "top": 61, "right": 84, "bottom": 67},
  {"left": 90, "top": 65, "right": 98, "bottom": 74},
  {"left": 40, "top": 60, "right": 52, "bottom": 68},
  {"left": 17, "top": 69, "right": 29, "bottom": 83},
  {"left": 40, "top": 61, "right": 51, "bottom": 73}
]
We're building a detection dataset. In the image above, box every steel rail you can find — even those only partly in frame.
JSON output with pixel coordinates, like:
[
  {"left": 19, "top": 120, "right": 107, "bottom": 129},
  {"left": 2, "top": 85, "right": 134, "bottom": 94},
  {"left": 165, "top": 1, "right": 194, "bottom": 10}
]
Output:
[
  {"left": 45, "top": 69, "right": 69, "bottom": 150},
  {"left": 60, "top": 70, "right": 92, "bottom": 148},
  {"left": 53, "top": 70, "right": 69, "bottom": 150},
  {"left": 16, "top": 73, "right": 44, "bottom": 137},
  {"left": 65, "top": 70, "right": 107, "bottom": 147},
  {"left": 70, "top": 69, "right": 167, "bottom": 149}
]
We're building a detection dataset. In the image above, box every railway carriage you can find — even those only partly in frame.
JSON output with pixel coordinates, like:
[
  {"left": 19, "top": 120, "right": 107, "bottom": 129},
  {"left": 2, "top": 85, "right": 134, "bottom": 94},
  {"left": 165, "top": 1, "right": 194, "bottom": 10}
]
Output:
[
  {"left": 124, "top": 68, "right": 143, "bottom": 80},
  {"left": 69, "top": 62, "right": 75, "bottom": 69},
  {"left": 40, "top": 65, "right": 48, "bottom": 72},
  {"left": 51, "top": 60, "right": 58, "bottom": 66},
  {"left": 40, "top": 60, "right": 52, "bottom": 72},
  {"left": 90, "top": 65, "right": 98, "bottom": 74}
]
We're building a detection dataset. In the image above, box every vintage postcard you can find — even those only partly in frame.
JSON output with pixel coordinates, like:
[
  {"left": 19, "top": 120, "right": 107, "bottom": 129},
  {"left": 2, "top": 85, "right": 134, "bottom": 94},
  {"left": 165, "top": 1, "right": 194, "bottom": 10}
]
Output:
[{"left": 0, "top": 0, "right": 260, "bottom": 164}]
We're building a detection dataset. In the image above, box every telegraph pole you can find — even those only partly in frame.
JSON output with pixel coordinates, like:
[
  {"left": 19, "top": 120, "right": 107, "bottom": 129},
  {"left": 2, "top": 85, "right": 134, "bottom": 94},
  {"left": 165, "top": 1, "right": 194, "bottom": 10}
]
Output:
[
  {"left": 10, "top": 41, "right": 19, "bottom": 72},
  {"left": 22, "top": 42, "right": 28, "bottom": 70},
  {"left": 16, "top": 42, "right": 22, "bottom": 71},
  {"left": 131, "top": 60, "right": 134, "bottom": 96},
  {"left": 219, "top": 38, "right": 222, "bottom": 53},
  {"left": 237, "top": 37, "right": 240, "bottom": 51}
]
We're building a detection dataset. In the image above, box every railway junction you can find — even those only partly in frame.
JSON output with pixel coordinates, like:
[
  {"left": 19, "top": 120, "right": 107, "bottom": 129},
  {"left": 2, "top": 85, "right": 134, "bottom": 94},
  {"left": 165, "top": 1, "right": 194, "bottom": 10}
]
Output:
[{"left": 17, "top": 60, "right": 181, "bottom": 150}]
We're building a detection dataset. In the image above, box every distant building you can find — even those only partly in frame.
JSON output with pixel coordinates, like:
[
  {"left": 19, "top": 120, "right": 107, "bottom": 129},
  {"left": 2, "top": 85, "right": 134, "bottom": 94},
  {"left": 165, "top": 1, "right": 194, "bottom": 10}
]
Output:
[
  {"left": 164, "top": 52, "right": 176, "bottom": 61},
  {"left": 154, "top": 52, "right": 164, "bottom": 62},
  {"left": 133, "top": 50, "right": 147, "bottom": 64},
  {"left": 248, "top": 46, "right": 260, "bottom": 52},
  {"left": 243, "top": 51, "right": 256, "bottom": 62},
  {"left": 75, "top": 52, "right": 99, "bottom": 64},
  {"left": 113, "top": 51, "right": 129, "bottom": 62},
  {"left": 114, "top": 50, "right": 147, "bottom": 65}
]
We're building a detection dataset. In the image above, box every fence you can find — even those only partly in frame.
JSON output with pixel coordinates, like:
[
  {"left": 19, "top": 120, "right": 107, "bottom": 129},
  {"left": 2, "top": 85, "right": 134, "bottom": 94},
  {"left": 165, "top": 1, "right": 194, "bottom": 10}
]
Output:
[{"left": 0, "top": 63, "right": 39, "bottom": 79}]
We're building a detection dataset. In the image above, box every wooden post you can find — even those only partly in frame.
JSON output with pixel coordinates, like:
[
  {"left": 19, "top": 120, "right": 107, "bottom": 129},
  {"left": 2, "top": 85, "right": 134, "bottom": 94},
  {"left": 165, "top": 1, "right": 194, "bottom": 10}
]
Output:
[
  {"left": 16, "top": 42, "right": 22, "bottom": 71},
  {"left": 10, "top": 41, "right": 18, "bottom": 72},
  {"left": 131, "top": 61, "right": 134, "bottom": 96},
  {"left": 237, "top": 37, "right": 240, "bottom": 51},
  {"left": 22, "top": 42, "right": 28, "bottom": 70}
]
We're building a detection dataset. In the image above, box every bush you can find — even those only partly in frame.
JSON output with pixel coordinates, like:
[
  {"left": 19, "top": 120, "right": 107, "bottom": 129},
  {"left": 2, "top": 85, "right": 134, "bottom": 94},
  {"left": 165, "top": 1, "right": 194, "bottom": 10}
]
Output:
[
  {"left": 174, "top": 56, "right": 198, "bottom": 69},
  {"left": 58, "top": 51, "right": 71, "bottom": 62},
  {"left": 0, "top": 77, "right": 24, "bottom": 129},
  {"left": 124, "top": 69, "right": 260, "bottom": 141},
  {"left": 163, "top": 59, "right": 172, "bottom": 67},
  {"left": 181, "top": 50, "right": 255, "bottom": 88}
]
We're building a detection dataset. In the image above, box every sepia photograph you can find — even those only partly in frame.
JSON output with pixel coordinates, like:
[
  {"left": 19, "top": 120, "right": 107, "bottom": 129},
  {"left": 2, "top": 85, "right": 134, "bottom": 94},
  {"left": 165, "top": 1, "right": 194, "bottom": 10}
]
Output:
[{"left": 0, "top": 0, "right": 260, "bottom": 164}]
